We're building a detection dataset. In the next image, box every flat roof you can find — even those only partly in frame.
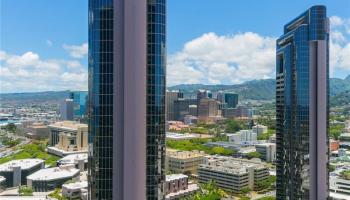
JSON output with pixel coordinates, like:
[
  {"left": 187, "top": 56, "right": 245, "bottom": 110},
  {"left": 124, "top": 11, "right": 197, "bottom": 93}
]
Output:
[
  {"left": 166, "top": 174, "right": 188, "bottom": 182},
  {"left": 27, "top": 165, "right": 80, "bottom": 181},
  {"left": 57, "top": 153, "right": 88, "bottom": 165},
  {"left": 167, "top": 150, "right": 205, "bottom": 159},
  {"left": 166, "top": 132, "right": 198, "bottom": 140},
  {"left": 48, "top": 121, "right": 87, "bottom": 131},
  {"left": 0, "top": 159, "right": 44, "bottom": 172},
  {"left": 62, "top": 181, "right": 88, "bottom": 190}
]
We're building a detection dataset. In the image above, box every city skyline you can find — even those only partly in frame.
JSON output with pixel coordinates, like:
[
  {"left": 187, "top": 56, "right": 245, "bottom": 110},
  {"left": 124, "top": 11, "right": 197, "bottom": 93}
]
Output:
[{"left": 1, "top": 0, "right": 350, "bottom": 93}]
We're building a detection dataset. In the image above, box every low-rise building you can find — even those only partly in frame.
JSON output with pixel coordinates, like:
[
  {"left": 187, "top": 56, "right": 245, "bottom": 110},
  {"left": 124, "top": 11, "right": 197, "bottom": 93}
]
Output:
[
  {"left": 252, "top": 124, "right": 268, "bottom": 136},
  {"left": 330, "top": 139, "right": 340, "bottom": 151},
  {"left": 62, "top": 181, "right": 88, "bottom": 199},
  {"left": 198, "top": 156, "right": 269, "bottom": 192},
  {"left": 47, "top": 121, "right": 88, "bottom": 156},
  {"left": 0, "top": 159, "right": 44, "bottom": 187},
  {"left": 167, "top": 121, "right": 189, "bottom": 131},
  {"left": 56, "top": 153, "right": 88, "bottom": 171},
  {"left": 255, "top": 143, "right": 276, "bottom": 162},
  {"left": 166, "top": 150, "right": 205, "bottom": 174},
  {"left": 165, "top": 174, "right": 199, "bottom": 200},
  {"left": 25, "top": 123, "right": 49, "bottom": 139},
  {"left": 27, "top": 165, "right": 80, "bottom": 192}
]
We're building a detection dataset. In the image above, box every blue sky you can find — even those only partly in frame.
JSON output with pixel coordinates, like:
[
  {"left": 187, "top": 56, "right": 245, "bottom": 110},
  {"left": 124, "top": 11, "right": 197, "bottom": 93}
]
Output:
[{"left": 1, "top": 0, "right": 350, "bottom": 92}]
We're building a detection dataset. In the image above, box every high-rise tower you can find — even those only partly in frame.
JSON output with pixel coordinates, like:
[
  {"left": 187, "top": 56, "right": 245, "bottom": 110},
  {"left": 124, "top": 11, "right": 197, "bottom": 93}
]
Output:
[
  {"left": 276, "top": 5, "right": 329, "bottom": 200},
  {"left": 88, "top": 0, "right": 166, "bottom": 199}
]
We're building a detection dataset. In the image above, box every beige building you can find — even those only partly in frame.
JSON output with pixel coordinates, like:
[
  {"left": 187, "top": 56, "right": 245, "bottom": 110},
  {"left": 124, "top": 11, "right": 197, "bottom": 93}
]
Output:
[
  {"left": 48, "top": 121, "right": 88, "bottom": 156},
  {"left": 198, "top": 156, "right": 269, "bottom": 192},
  {"left": 166, "top": 150, "right": 205, "bottom": 174},
  {"left": 198, "top": 98, "right": 219, "bottom": 123},
  {"left": 25, "top": 123, "right": 49, "bottom": 139}
]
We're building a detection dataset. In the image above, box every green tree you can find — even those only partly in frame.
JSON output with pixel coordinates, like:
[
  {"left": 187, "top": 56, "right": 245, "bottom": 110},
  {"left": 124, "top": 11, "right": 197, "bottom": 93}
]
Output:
[
  {"left": 246, "top": 151, "right": 262, "bottom": 159},
  {"left": 183, "top": 180, "right": 226, "bottom": 200},
  {"left": 18, "top": 186, "right": 33, "bottom": 196},
  {"left": 2, "top": 123, "right": 17, "bottom": 133}
]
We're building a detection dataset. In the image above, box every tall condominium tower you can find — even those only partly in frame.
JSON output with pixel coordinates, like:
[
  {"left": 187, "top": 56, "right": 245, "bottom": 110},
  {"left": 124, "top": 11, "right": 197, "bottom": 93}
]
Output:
[
  {"left": 88, "top": 0, "right": 166, "bottom": 200},
  {"left": 276, "top": 6, "right": 329, "bottom": 200}
]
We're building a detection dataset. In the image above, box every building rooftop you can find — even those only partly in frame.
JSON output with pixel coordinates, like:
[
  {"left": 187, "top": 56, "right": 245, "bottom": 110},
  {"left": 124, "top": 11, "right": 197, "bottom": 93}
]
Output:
[
  {"left": 166, "top": 132, "right": 198, "bottom": 140},
  {"left": 0, "top": 176, "right": 6, "bottom": 183},
  {"left": 255, "top": 143, "right": 276, "bottom": 147},
  {"left": 57, "top": 153, "right": 88, "bottom": 165},
  {"left": 48, "top": 121, "right": 87, "bottom": 131},
  {"left": 27, "top": 165, "right": 80, "bottom": 181},
  {"left": 167, "top": 150, "right": 205, "bottom": 159},
  {"left": 166, "top": 184, "right": 199, "bottom": 199},
  {"left": 166, "top": 174, "right": 188, "bottom": 182},
  {"left": 0, "top": 159, "right": 44, "bottom": 172},
  {"left": 200, "top": 156, "right": 267, "bottom": 175},
  {"left": 62, "top": 181, "right": 88, "bottom": 190}
]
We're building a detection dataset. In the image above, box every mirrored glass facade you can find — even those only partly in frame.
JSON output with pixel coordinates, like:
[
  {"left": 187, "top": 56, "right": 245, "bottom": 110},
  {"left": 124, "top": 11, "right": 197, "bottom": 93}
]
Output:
[
  {"left": 88, "top": 0, "right": 166, "bottom": 199},
  {"left": 146, "top": 1, "right": 166, "bottom": 199},
  {"left": 88, "top": 0, "right": 114, "bottom": 199},
  {"left": 276, "top": 5, "right": 329, "bottom": 200}
]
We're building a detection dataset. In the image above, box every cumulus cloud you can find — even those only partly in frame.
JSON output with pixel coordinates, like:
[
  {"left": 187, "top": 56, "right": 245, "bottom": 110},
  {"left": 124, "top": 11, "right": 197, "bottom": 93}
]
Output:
[
  {"left": 330, "top": 16, "right": 350, "bottom": 75},
  {"left": 63, "top": 43, "right": 88, "bottom": 58},
  {"left": 0, "top": 51, "right": 87, "bottom": 93},
  {"left": 167, "top": 32, "right": 276, "bottom": 86}
]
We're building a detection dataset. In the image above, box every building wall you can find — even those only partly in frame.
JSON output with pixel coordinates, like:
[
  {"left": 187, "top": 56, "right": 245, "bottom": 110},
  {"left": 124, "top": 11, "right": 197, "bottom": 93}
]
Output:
[{"left": 276, "top": 6, "right": 329, "bottom": 200}]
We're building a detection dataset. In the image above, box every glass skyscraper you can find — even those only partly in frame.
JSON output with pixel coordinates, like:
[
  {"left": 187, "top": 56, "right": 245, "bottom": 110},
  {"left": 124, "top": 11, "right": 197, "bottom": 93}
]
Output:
[
  {"left": 70, "top": 91, "right": 88, "bottom": 119},
  {"left": 276, "top": 5, "right": 329, "bottom": 200},
  {"left": 88, "top": 0, "right": 166, "bottom": 199}
]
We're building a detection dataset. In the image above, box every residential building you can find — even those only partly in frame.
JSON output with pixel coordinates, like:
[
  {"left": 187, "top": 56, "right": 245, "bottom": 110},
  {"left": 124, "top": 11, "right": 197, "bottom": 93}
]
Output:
[
  {"left": 252, "top": 124, "right": 268, "bottom": 136},
  {"left": 330, "top": 139, "right": 340, "bottom": 151},
  {"left": 60, "top": 99, "right": 74, "bottom": 121},
  {"left": 62, "top": 181, "right": 88, "bottom": 199},
  {"left": 255, "top": 143, "right": 276, "bottom": 162},
  {"left": 239, "top": 130, "right": 257, "bottom": 142},
  {"left": 27, "top": 164, "right": 80, "bottom": 192},
  {"left": 276, "top": 6, "right": 329, "bottom": 199},
  {"left": 166, "top": 90, "right": 184, "bottom": 121},
  {"left": 165, "top": 174, "right": 199, "bottom": 200},
  {"left": 48, "top": 121, "right": 88, "bottom": 156},
  {"left": 70, "top": 91, "right": 88, "bottom": 119},
  {"left": 198, "top": 156, "right": 269, "bottom": 192},
  {"left": 166, "top": 150, "right": 205, "bottom": 174},
  {"left": 0, "top": 159, "right": 44, "bottom": 187},
  {"left": 88, "top": 0, "right": 166, "bottom": 199}
]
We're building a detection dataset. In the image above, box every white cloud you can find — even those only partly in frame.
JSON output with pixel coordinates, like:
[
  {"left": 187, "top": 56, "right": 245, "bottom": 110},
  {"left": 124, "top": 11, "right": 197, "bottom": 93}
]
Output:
[
  {"left": 167, "top": 32, "right": 276, "bottom": 85},
  {"left": 63, "top": 43, "right": 88, "bottom": 58},
  {"left": 0, "top": 51, "right": 87, "bottom": 93},
  {"left": 330, "top": 16, "right": 344, "bottom": 27},
  {"left": 330, "top": 16, "right": 350, "bottom": 75}
]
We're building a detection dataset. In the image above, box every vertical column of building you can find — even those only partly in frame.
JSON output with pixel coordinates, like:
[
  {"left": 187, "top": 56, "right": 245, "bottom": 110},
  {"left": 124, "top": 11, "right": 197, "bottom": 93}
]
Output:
[
  {"left": 146, "top": 0, "right": 167, "bottom": 199},
  {"left": 88, "top": 0, "right": 114, "bottom": 199}
]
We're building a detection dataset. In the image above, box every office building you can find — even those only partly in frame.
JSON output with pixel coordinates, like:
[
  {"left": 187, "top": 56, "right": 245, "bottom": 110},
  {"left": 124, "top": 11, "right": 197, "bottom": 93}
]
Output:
[
  {"left": 174, "top": 99, "right": 197, "bottom": 121},
  {"left": 198, "top": 98, "right": 219, "bottom": 122},
  {"left": 88, "top": 0, "right": 166, "bottom": 199},
  {"left": 276, "top": 6, "right": 329, "bottom": 199},
  {"left": 60, "top": 99, "right": 74, "bottom": 121},
  {"left": 198, "top": 156, "right": 269, "bottom": 192},
  {"left": 166, "top": 150, "right": 205, "bottom": 174},
  {"left": 255, "top": 143, "right": 276, "bottom": 162},
  {"left": 70, "top": 91, "right": 88, "bottom": 119},
  {"left": 27, "top": 165, "right": 80, "bottom": 192},
  {"left": 217, "top": 92, "right": 239, "bottom": 108},
  {"left": 48, "top": 121, "right": 88, "bottom": 156},
  {"left": 165, "top": 174, "right": 199, "bottom": 200},
  {"left": 0, "top": 159, "right": 44, "bottom": 187},
  {"left": 166, "top": 90, "right": 184, "bottom": 121}
]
